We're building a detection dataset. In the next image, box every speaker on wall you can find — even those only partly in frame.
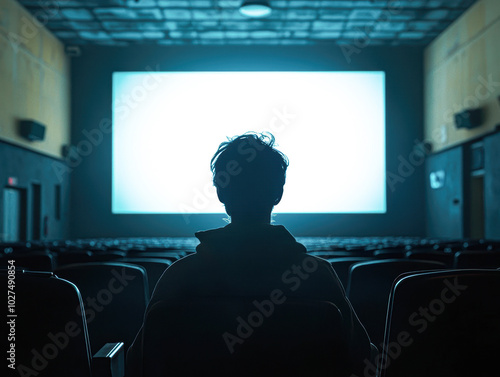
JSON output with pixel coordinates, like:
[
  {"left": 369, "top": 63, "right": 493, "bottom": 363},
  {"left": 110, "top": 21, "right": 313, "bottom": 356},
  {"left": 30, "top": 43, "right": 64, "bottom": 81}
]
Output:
[
  {"left": 19, "top": 120, "right": 46, "bottom": 141},
  {"left": 454, "top": 109, "right": 483, "bottom": 130}
]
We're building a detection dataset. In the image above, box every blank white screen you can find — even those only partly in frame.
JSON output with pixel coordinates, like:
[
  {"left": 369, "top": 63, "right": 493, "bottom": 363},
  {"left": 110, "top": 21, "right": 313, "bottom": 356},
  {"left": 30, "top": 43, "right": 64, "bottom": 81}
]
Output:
[{"left": 112, "top": 71, "right": 386, "bottom": 214}]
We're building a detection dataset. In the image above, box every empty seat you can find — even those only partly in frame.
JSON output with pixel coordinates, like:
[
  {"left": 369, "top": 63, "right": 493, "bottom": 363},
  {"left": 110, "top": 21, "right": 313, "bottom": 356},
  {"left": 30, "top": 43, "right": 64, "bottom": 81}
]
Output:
[
  {"left": 56, "top": 250, "right": 94, "bottom": 266},
  {"left": 405, "top": 249, "right": 454, "bottom": 266},
  {"left": 142, "top": 298, "right": 351, "bottom": 377},
  {"left": 88, "top": 250, "right": 127, "bottom": 262},
  {"left": 55, "top": 262, "right": 149, "bottom": 354},
  {"left": 462, "top": 239, "right": 490, "bottom": 251},
  {"left": 0, "top": 250, "right": 55, "bottom": 271},
  {"left": 1, "top": 269, "right": 92, "bottom": 376},
  {"left": 308, "top": 250, "right": 348, "bottom": 259},
  {"left": 312, "top": 250, "right": 373, "bottom": 259},
  {"left": 380, "top": 269, "right": 500, "bottom": 377},
  {"left": 347, "top": 259, "right": 446, "bottom": 345},
  {"left": 125, "top": 249, "right": 186, "bottom": 263},
  {"left": 373, "top": 249, "right": 406, "bottom": 259},
  {"left": 454, "top": 250, "right": 500, "bottom": 269},
  {"left": 329, "top": 257, "right": 373, "bottom": 289},
  {"left": 120, "top": 258, "right": 171, "bottom": 296}
]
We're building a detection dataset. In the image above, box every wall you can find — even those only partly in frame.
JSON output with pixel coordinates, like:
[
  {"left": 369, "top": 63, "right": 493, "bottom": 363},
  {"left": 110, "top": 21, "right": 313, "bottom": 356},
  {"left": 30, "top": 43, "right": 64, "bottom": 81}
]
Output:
[
  {"left": 424, "top": 0, "right": 500, "bottom": 152},
  {"left": 0, "top": 0, "right": 70, "bottom": 158},
  {"left": 424, "top": 0, "right": 500, "bottom": 240},
  {"left": 70, "top": 45, "right": 426, "bottom": 238},
  {"left": 0, "top": 0, "right": 71, "bottom": 240},
  {"left": 0, "top": 141, "right": 70, "bottom": 241}
]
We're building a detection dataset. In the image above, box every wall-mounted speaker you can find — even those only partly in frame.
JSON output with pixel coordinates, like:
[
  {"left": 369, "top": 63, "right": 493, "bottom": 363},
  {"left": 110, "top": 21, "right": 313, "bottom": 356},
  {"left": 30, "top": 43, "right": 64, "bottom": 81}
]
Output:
[
  {"left": 65, "top": 45, "right": 81, "bottom": 57},
  {"left": 19, "top": 120, "right": 46, "bottom": 141},
  {"left": 454, "top": 108, "right": 483, "bottom": 129}
]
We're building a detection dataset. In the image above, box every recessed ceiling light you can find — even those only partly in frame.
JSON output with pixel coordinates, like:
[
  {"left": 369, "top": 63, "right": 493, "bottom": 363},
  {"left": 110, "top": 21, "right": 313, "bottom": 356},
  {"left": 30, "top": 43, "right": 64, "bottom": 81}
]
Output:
[{"left": 239, "top": 1, "right": 272, "bottom": 18}]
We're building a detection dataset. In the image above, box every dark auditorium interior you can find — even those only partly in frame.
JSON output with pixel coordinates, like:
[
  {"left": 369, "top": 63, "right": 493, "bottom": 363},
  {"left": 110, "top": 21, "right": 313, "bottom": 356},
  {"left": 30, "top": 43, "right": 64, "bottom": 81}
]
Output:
[{"left": 1, "top": 0, "right": 500, "bottom": 376}]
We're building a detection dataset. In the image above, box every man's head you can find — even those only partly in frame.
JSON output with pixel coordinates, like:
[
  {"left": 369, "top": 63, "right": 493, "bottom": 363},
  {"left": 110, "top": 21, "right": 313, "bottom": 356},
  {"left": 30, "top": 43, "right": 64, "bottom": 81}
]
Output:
[{"left": 211, "top": 133, "right": 288, "bottom": 220}]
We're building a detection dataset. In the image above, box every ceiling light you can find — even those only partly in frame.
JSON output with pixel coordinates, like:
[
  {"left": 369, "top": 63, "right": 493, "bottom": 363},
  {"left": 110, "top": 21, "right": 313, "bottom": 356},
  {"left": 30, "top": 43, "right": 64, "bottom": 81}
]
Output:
[{"left": 239, "top": 1, "right": 272, "bottom": 18}]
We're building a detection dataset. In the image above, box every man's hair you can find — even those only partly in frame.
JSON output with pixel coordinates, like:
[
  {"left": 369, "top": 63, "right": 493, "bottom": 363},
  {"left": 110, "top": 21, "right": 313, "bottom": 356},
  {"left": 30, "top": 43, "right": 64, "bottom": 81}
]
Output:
[{"left": 211, "top": 133, "right": 288, "bottom": 214}]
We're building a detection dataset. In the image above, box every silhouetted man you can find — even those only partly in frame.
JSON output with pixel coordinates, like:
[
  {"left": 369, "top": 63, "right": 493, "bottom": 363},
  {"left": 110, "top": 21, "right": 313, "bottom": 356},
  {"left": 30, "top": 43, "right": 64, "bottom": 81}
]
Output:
[{"left": 126, "top": 133, "right": 372, "bottom": 376}]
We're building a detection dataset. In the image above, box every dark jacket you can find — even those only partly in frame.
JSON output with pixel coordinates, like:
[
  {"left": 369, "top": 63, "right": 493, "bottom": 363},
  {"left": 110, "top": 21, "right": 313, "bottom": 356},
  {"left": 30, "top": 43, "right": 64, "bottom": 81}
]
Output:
[{"left": 126, "top": 223, "right": 372, "bottom": 376}]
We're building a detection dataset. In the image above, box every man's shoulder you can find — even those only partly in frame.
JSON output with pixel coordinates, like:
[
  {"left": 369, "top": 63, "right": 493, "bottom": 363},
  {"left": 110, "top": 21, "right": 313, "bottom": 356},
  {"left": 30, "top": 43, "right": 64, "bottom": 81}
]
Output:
[{"left": 194, "top": 223, "right": 307, "bottom": 254}]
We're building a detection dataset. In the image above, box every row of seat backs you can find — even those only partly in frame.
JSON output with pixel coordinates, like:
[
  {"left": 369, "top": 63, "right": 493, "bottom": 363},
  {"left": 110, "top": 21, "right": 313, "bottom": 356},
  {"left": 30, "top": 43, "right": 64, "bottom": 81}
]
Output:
[
  {"left": 6, "top": 252, "right": 499, "bottom": 353},
  {"left": 4, "top": 266, "right": 499, "bottom": 376},
  {"left": 0, "top": 254, "right": 171, "bottom": 297},
  {"left": 53, "top": 263, "right": 149, "bottom": 355},
  {"left": 4, "top": 247, "right": 499, "bottom": 279},
  {"left": 314, "top": 249, "right": 500, "bottom": 268},
  {"left": 379, "top": 269, "right": 500, "bottom": 377},
  {"left": 329, "top": 255, "right": 500, "bottom": 346},
  {"left": 3, "top": 267, "right": 353, "bottom": 377},
  {"left": 2, "top": 269, "right": 128, "bottom": 377},
  {"left": 345, "top": 259, "right": 447, "bottom": 346},
  {"left": 3, "top": 260, "right": 158, "bottom": 364},
  {"left": 330, "top": 253, "right": 500, "bottom": 291},
  {"left": 0, "top": 248, "right": 180, "bottom": 265},
  {"left": 143, "top": 298, "right": 351, "bottom": 377},
  {"left": 143, "top": 269, "right": 500, "bottom": 377}
]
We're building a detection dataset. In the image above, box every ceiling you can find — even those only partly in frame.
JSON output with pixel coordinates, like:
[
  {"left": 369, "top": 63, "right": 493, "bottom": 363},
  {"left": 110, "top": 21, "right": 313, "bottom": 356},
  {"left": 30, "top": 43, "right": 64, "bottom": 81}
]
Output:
[{"left": 18, "top": 0, "right": 477, "bottom": 46}]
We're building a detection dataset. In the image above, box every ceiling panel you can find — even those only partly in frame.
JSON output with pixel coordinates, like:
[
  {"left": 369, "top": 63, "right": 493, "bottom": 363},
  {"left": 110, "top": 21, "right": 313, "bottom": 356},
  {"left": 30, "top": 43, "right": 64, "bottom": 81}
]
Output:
[{"left": 17, "top": 0, "right": 478, "bottom": 46}]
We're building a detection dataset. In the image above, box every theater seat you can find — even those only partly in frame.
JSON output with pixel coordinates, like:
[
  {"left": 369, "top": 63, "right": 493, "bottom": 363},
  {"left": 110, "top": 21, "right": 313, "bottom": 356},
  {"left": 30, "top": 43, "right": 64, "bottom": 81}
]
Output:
[
  {"left": 329, "top": 257, "right": 373, "bottom": 288},
  {"left": 373, "top": 249, "right": 406, "bottom": 259},
  {"left": 56, "top": 250, "right": 94, "bottom": 266},
  {"left": 0, "top": 269, "right": 124, "bottom": 377},
  {"left": 55, "top": 263, "right": 149, "bottom": 354},
  {"left": 125, "top": 249, "right": 187, "bottom": 263},
  {"left": 405, "top": 249, "right": 454, "bottom": 267},
  {"left": 0, "top": 250, "right": 55, "bottom": 271},
  {"left": 347, "top": 259, "right": 446, "bottom": 345},
  {"left": 120, "top": 258, "right": 171, "bottom": 296},
  {"left": 454, "top": 250, "right": 500, "bottom": 269},
  {"left": 380, "top": 270, "right": 500, "bottom": 377},
  {"left": 143, "top": 298, "right": 351, "bottom": 377}
]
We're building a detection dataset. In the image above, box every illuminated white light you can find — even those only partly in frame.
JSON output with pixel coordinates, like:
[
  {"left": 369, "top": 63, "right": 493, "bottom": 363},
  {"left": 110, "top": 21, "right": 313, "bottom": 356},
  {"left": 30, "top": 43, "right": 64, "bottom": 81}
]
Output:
[
  {"left": 239, "top": 1, "right": 272, "bottom": 18},
  {"left": 112, "top": 71, "right": 386, "bottom": 215}
]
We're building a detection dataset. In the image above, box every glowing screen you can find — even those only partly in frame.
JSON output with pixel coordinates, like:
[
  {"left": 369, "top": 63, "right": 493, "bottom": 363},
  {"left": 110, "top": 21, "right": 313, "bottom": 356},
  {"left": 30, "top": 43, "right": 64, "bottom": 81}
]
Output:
[{"left": 112, "top": 71, "right": 386, "bottom": 214}]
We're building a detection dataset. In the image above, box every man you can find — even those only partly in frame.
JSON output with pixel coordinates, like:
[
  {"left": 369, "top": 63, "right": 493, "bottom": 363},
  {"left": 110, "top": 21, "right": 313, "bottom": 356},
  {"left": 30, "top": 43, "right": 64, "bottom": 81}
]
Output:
[{"left": 126, "top": 132, "right": 372, "bottom": 376}]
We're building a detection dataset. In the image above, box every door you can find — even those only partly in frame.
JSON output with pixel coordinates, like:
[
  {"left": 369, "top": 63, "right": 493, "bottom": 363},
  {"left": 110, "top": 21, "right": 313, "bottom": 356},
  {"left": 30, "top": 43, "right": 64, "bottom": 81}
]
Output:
[
  {"left": 425, "top": 146, "right": 464, "bottom": 238},
  {"left": 3, "top": 188, "right": 21, "bottom": 242},
  {"left": 32, "top": 183, "right": 42, "bottom": 240},
  {"left": 484, "top": 132, "right": 500, "bottom": 239}
]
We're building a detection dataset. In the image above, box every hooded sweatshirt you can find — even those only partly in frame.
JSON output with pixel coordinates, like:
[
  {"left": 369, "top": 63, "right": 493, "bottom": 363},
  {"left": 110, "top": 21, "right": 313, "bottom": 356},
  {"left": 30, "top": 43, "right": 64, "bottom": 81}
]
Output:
[{"left": 126, "top": 223, "right": 372, "bottom": 376}]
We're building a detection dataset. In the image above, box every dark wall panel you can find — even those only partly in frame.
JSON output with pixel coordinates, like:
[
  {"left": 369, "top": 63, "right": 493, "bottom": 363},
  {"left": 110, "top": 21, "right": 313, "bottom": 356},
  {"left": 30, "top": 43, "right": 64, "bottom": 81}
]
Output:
[
  {"left": 484, "top": 132, "right": 500, "bottom": 240},
  {"left": 70, "top": 45, "right": 425, "bottom": 238},
  {"left": 0, "top": 141, "right": 70, "bottom": 241}
]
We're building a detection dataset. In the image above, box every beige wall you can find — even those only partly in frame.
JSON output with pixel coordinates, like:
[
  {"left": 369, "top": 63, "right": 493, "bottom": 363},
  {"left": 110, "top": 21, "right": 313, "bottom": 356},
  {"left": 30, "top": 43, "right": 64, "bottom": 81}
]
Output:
[
  {"left": 424, "top": 0, "right": 500, "bottom": 152},
  {"left": 0, "top": 0, "right": 70, "bottom": 159}
]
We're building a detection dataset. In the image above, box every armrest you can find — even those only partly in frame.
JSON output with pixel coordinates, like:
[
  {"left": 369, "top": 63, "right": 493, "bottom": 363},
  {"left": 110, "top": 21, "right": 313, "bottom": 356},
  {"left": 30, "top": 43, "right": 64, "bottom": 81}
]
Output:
[{"left": 92, "top": 342, "right": 125, "bottom": 377}]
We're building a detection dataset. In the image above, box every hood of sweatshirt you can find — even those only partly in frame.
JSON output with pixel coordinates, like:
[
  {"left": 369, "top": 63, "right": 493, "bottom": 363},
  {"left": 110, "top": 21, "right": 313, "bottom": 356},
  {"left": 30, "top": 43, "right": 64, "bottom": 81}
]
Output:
[{"left": 194, "top": 223, "right": 307, "bottom": 255}]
